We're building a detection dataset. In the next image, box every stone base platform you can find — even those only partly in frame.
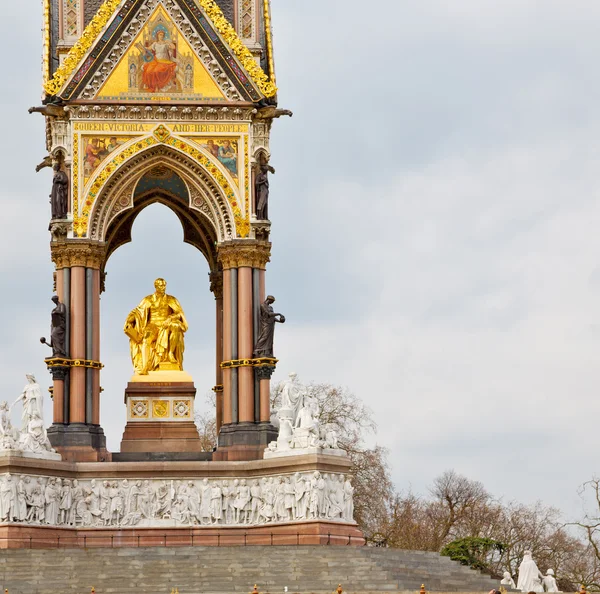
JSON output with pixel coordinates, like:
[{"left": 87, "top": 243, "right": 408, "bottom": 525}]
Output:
[
  {"left": 0, "top": 521, "right": 363, "bottom": 549},
  {"left": 0, "top": 453, "right": 358, "bottom": 549}
]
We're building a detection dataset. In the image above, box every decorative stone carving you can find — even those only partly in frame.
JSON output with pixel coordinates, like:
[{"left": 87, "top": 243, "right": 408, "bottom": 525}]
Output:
[
  {"left": 217, "top": 241, "right": 271, "bottom": 270},
  {"left": 517, "top": 551, "right": 544, "bottom": 593},
  {"left": 0, "top": 471, "right": 355, "bottom": 528},
  {"left": 68, "top": 105, "right": 255, "bottom": 122},
  {"left": 50, "top": 241, "right": 106, "bottom": 270},
  {"left": 265, "top": 374, "right": 346, "bottom": 459},
  {"left": 49, "top": 220, "right": 72, "bottom": 242}
]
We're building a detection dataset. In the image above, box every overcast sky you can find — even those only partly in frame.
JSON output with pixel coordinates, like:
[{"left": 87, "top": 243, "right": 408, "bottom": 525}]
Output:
[{"left": 2, "top": 0, "right": 600, "bottom": 520}]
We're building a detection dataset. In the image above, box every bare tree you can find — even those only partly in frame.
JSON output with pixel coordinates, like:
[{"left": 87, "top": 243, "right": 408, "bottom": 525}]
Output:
[{"left": 193, "top": 392, "right": 217, "bottom": 452}]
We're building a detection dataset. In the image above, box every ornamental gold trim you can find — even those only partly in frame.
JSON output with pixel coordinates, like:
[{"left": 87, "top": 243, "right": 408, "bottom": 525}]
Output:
[
  {"left": 218, "top": 241, "right": 271, "bottom": 269},
  {"left": 43, "top": 0, "right": 51, "bottom": 87},
  {"left": 200, "top": 0, "right": 276, "bottom": 97},
  {"left": 44, "top": 0, "right": 277, "bottom": 98},
  {"left": 263, "top": 0, "right": 276, "bottom": 85},
  {"left": 44, "top": 0, "right": 123, "bottom": 96},
  {"left": 220, "top": 357, "right": 277, "bottom": 369},
  {"left": 152, "top": 400, "right": 170, "bottom": 418},
  {"left": 45, "top": 357, "right": 104, "bottom": 370}
]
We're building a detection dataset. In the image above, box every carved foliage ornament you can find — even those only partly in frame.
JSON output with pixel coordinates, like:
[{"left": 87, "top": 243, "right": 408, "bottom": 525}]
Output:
[
  {"left": 217, "top": 241, "right": 271, "bottom": 270},
  {"left": 44, "top": 0, "right": 277, "bottom": 98},
  {"left": 50, "top": 241, "right": 107, "bottom": 269}
]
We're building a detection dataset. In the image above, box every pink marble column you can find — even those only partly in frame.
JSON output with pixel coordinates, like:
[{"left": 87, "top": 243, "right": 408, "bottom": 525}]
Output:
[
  {"left": 237, "top": 266, "right": 254, "bottom": 423},
  {"left": 259, "top": 378, "right": 270, "bottom": 422},
  {"left": 215, "top": 290, "right": 224, "bottom": 432},
  {"left": 53, "top": 269, "right": 65, "bottom": 425},
  {"left": 222, "top": 269, "right": 232, "bottom": 425},
  {"left": 92, "top": 269, "right": 101, "bottom": 425},
  {"left": 70, "top": 266, "right": 86, "bottom": 424},
  {"left": 257, "top": 268, "right": 271, "bottom": 422}
]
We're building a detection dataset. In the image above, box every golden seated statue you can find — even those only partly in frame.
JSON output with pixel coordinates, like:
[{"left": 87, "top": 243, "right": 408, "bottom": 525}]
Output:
[{"left": 124, "top": 278, "right": 188, "bottom": 375}]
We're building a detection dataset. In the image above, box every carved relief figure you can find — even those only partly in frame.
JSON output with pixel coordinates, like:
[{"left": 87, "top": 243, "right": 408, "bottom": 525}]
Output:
[
  {"left": 124, "top": 278, "right": 188, "bottom": 374},
  {"left": 0, "top": 472, "right": 356, "bottom": 528}
]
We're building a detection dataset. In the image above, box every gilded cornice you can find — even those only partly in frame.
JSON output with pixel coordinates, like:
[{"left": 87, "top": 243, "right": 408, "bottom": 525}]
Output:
[
  {"left": 44, "top": 0, "right": 277, "bottom": 98},
  {"left": 218, "top": 241, "right": 271, "bottom": 270},
  {"left": 51, "top": 241, "right": 107, "bottom": 270}
]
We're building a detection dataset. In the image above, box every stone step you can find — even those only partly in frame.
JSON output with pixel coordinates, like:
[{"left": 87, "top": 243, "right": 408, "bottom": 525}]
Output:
[{"left": 0, "top": 546, "right": 502, "bottom": 594}]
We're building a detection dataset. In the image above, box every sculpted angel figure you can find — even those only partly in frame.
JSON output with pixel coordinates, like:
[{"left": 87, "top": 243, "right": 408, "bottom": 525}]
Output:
[{"left": 124, "top": 278, "right": 188, "bottom": 374}]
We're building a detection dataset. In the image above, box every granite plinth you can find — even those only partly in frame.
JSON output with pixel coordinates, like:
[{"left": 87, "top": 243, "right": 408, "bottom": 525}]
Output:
[
  {"left": 47, "top": 423, "right": 109, "bottom": 462},
  {"left": 121, "top": 377, "right": 201, "bottom": 454},
  {"left": 214, "top": 422, "right": 278, "bottom": 461}
]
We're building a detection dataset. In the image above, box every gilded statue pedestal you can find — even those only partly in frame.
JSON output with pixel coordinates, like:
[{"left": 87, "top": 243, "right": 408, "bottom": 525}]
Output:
[{"left": 119, "top": 371, "right": 205, "bottom": 458}]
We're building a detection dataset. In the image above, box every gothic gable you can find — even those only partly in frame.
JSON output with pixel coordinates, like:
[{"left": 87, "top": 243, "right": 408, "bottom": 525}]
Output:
[{"left": 45, "top": 0, "right": 276, "bottom": 102}]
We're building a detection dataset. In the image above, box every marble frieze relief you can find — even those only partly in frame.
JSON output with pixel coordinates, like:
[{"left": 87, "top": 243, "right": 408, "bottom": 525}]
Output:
[{"left": 0, "top": 471, "right": 355, "bottom": 528}]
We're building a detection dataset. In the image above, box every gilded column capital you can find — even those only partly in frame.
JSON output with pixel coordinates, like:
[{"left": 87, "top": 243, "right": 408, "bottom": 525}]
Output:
[
  {"left": 217, "top": 241, "right": 272, "bottom": 270},
  {"left": 51, "top": 241, "right": 107, "bottom": 270}
]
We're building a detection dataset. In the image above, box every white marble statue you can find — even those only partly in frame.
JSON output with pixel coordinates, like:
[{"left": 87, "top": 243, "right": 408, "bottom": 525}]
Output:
[
  {"left": 12, "top": 374, "right": 44, "bottom": 431},
  {"left": 0, "top": 374, "right": 58, "bottom": 459},
  {"left": 501, "top": 571, "right": 517, "bottom": 589},
  {"left": 517, "top": 551, "right": 544, "bottom": 593},
  {"left": 542, "top": 569, "right": 560, "bottom": 593},
  {"left": 0, "top": 470, "right": 356, "bottom": 529},
  {"left": 0, "top": 402, "right": 18, "bottom": 450},
  {"left": 265, "top": 373, "right": 345, "bottom": 458}
]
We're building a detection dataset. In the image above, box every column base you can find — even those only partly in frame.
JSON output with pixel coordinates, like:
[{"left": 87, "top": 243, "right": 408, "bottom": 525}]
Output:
[
  {"left": 214, "top": 422, "right": 278, "bottom": 461},
  {"left": 47, "top": 424, "right": 110, "bottom": 462}
]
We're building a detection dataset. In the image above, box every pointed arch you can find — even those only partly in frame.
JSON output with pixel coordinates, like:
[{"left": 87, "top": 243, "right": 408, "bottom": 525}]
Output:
[{"left": 87, "top": 135, "right": 248, "bottom": 247}]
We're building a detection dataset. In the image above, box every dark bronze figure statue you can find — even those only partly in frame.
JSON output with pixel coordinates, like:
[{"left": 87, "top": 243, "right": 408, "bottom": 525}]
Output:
[
  {"left": 40, "top": 296, "right": 67, "bottom": 358},
  {"left": 255, "top": 163, "right": 275, "bottom": 221},
  {"left": 254, "top": 295, "right": 285, "bottom": 358},
  {"left": 50, "top": 163, "right": 69, "bottom": 220}
]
